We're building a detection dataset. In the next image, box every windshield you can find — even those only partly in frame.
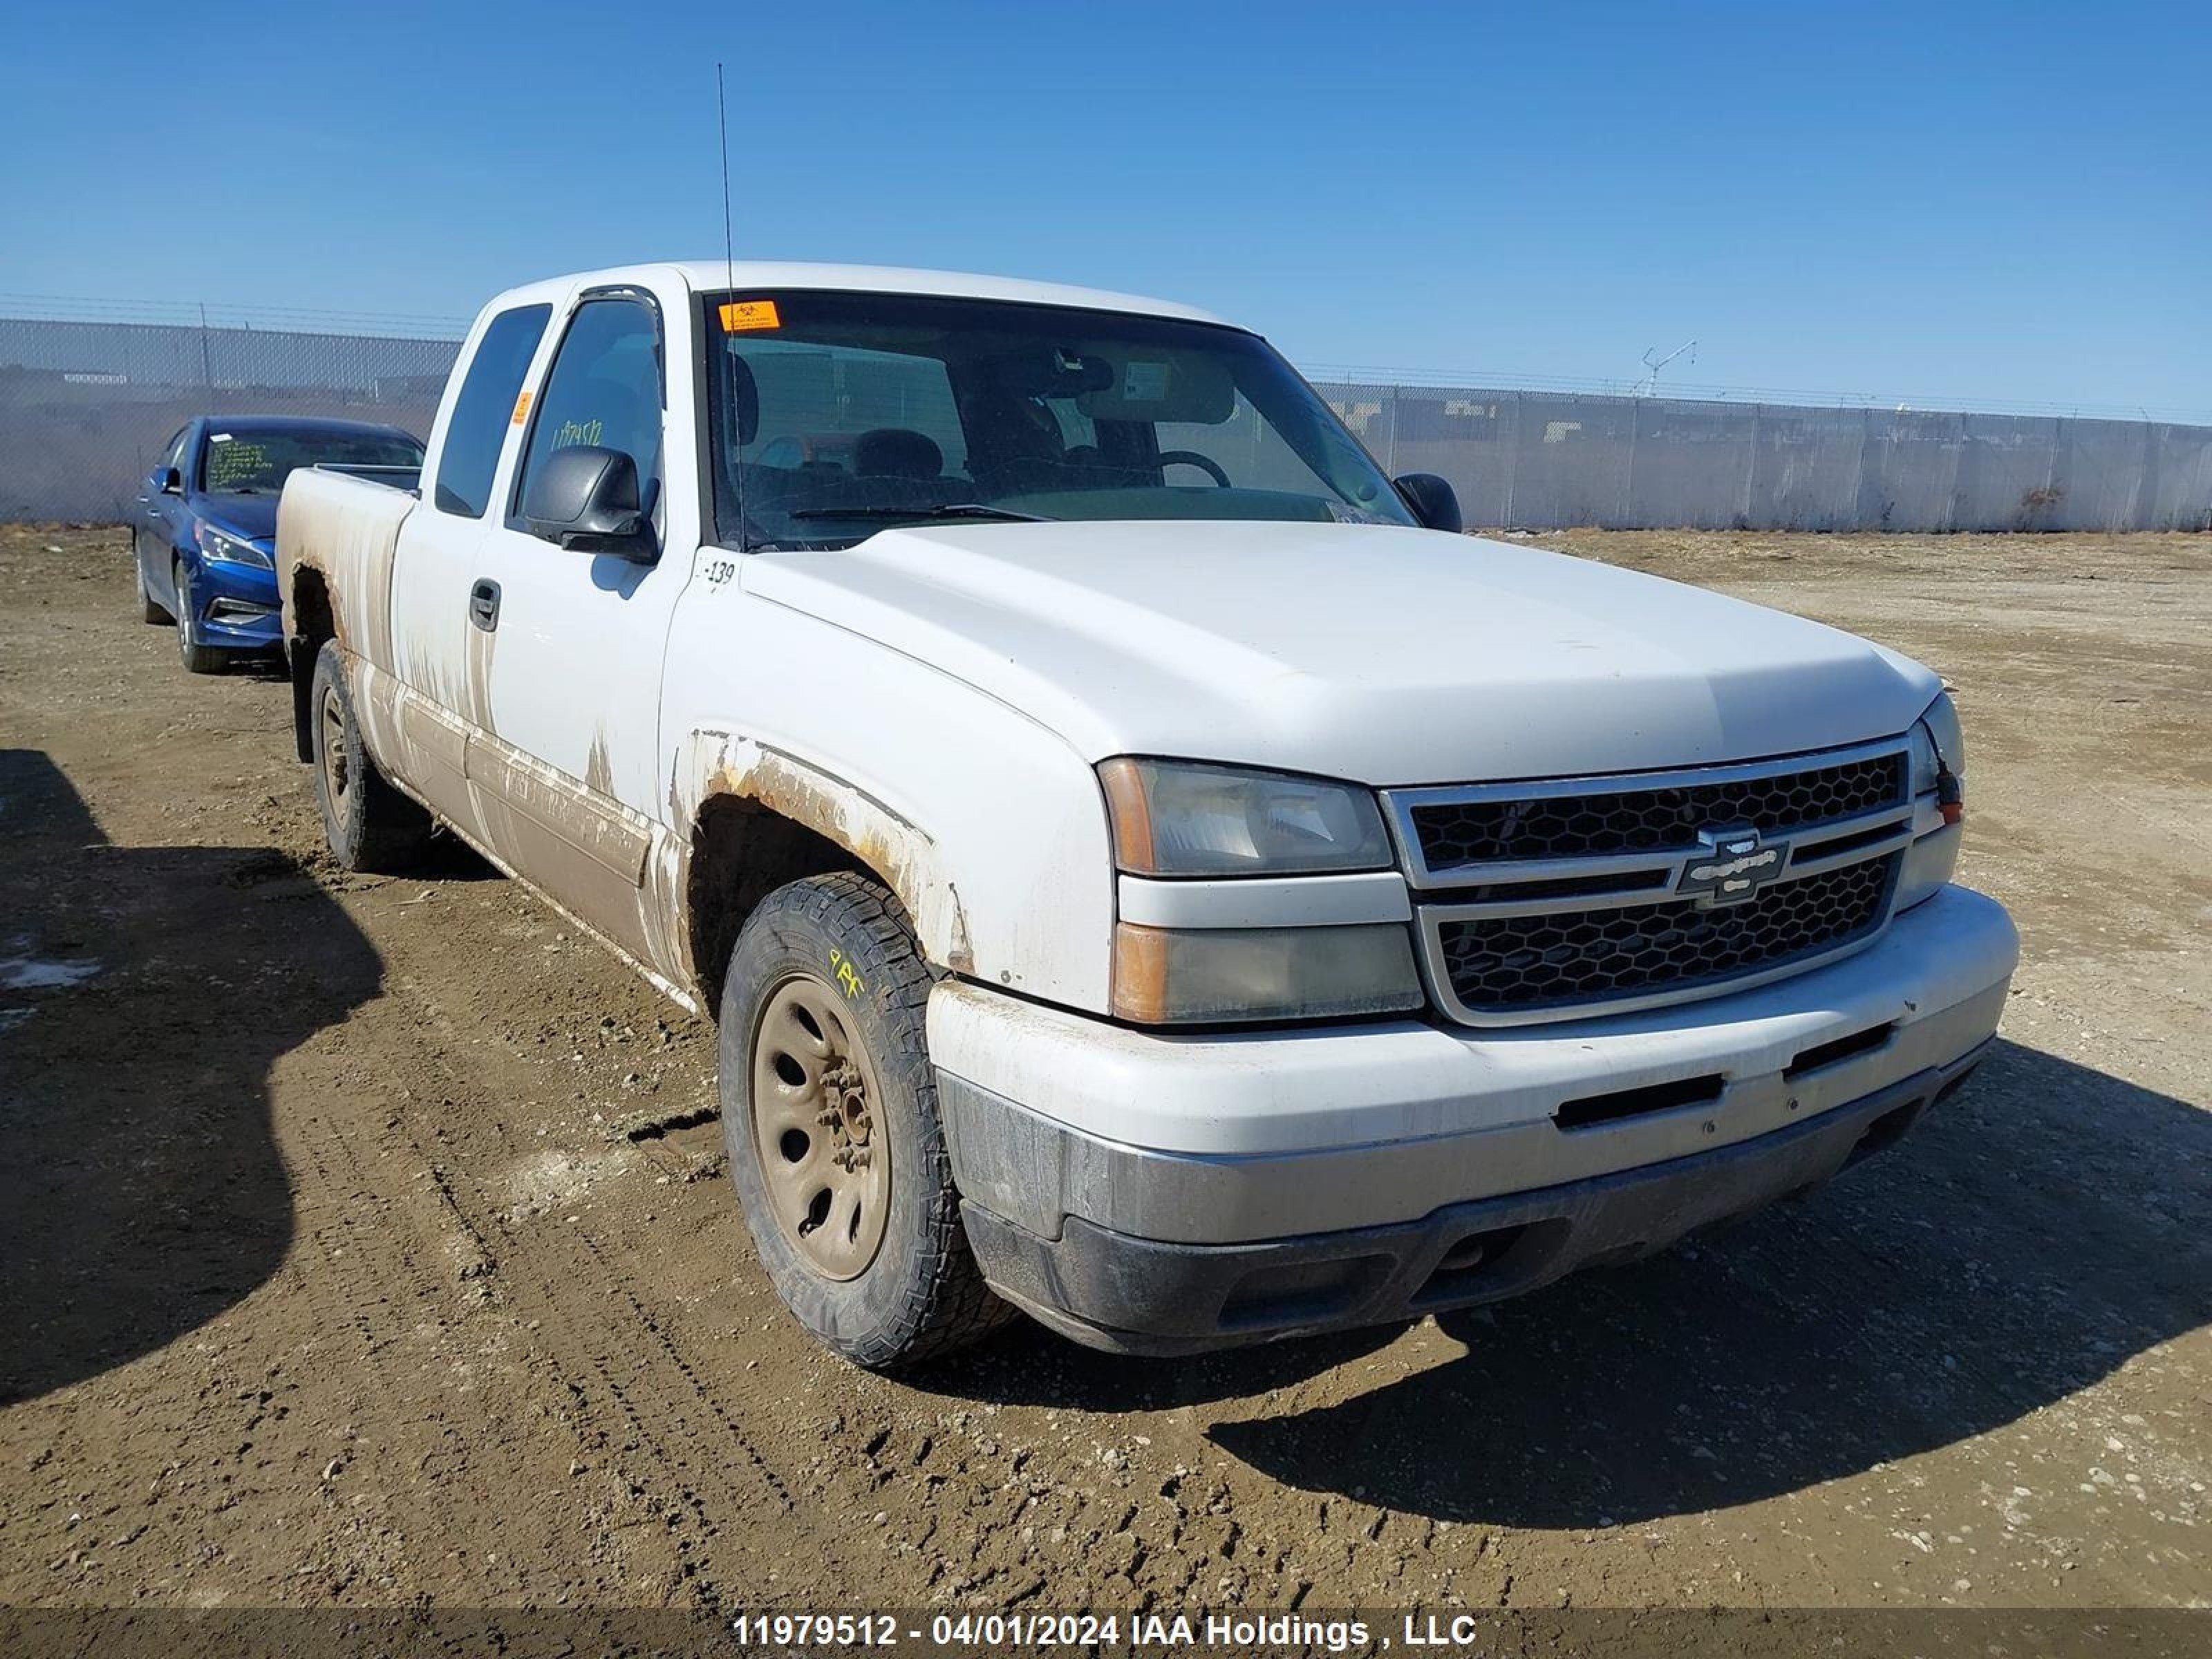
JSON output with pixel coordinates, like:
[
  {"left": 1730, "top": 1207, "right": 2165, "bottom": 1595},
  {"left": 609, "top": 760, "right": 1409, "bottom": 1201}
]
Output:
[
  {"left": 702, "top": 290, "right": 1414, "bottom": 550},
  {"left": 198, "top": 427, "right": 424, "bottom": 496}
]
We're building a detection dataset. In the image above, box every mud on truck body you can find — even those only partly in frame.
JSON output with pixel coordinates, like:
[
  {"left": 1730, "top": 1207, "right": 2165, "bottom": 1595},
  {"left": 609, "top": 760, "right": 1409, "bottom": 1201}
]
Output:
[{"left": 277, "top": 262, "right": 2016, "bottom": 1365}]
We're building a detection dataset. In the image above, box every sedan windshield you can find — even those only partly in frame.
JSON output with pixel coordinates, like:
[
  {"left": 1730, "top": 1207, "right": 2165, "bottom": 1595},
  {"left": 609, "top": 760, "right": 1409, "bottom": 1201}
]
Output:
[
  {"left": 198, "top": 427, "right": 424, "bottom": 496},
  {"left": 703, "top": 290, "right": 1414, "bottom": 550}
]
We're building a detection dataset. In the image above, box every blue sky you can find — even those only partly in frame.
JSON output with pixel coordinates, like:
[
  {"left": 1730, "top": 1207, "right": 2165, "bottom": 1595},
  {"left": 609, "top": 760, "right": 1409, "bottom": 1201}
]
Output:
[{"left": 5, "top": 1, "right": 2206, "bottom": 414}]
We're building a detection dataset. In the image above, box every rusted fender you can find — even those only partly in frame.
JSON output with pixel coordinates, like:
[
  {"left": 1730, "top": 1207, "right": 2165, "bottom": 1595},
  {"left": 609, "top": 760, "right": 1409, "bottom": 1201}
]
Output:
[{"left": 675, "top": 732, "right": 975, "bottom": 976}]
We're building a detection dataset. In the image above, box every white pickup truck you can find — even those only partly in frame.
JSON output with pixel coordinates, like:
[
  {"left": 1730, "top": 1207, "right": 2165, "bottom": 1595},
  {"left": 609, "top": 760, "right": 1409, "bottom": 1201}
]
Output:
[{"left": 278, "top": 262, "right": 2017, "bottom": 1367}]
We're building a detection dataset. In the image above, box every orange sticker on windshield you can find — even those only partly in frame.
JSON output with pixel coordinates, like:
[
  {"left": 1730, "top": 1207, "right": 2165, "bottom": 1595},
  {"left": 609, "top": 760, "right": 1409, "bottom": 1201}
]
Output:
[
  {"left": 511, "top": 389, "right": 532, "bottom": 425},
  {"left": 720, "top": 299, "right": 781, "bottom": 332}
]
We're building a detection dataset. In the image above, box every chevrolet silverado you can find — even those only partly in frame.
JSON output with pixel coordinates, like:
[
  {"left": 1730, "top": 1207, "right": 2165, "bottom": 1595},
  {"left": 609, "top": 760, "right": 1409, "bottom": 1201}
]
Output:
[{"left": 276, "top": 263, "right": 2016, "bottom": 1366}]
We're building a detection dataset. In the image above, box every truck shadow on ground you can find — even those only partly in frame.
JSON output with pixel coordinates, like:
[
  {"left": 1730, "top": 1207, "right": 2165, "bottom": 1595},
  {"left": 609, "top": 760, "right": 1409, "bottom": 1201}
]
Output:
[
  {"left": 0, "top": 749, "right": 383, "bottom": 1405},
  {"left": 941, "top": 1039, "right": 2209, "bottom": 1527}
]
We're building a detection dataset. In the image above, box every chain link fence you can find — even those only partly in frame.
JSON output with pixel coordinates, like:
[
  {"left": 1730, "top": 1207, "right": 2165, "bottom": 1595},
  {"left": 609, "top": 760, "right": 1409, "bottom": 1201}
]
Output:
[
  {"left": 0, "top": 312, "right": 461, "bottom": 522},
  {"left": 4, "top": 304, "right": 2209, "bottom": 531}
]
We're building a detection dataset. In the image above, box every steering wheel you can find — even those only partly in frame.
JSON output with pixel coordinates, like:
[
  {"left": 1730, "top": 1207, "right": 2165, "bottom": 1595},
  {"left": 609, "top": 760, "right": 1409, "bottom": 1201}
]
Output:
[{"left": 1158, "top": 450, "right": 1231, "bottom": 488}]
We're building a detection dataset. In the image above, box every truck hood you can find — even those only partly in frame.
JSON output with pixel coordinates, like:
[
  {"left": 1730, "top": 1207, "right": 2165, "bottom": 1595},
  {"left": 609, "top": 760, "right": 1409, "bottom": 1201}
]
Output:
[{"left": 744, "top": 521, "right": 1941, "bottom": 785}]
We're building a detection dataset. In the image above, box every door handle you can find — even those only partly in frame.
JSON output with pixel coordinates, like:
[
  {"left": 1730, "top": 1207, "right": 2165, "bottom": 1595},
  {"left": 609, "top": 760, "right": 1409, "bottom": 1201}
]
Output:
[{"left": 468, "top": 578, "right": 501, "bottom": 632}]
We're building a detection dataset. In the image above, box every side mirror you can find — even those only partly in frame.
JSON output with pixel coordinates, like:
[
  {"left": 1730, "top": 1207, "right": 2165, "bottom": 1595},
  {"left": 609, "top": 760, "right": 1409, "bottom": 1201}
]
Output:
[
  {"left": 521, "top": 445, "right": 657, "bottom": 559},
  {"left": 1394, "top": 472, "right": 1462, "bottom": 534},
  {"left": 160, "top": 467, "right": 184, "bottom": 496}
]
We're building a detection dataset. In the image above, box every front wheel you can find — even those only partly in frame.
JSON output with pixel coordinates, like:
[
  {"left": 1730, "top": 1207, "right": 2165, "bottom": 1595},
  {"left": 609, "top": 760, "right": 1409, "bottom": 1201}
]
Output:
[
  {"left": 173, "top": 561, "right": 225, "bottom": 673},
  {"left": 719, "top": 872, "right": 1010, "bottom": 1368}
]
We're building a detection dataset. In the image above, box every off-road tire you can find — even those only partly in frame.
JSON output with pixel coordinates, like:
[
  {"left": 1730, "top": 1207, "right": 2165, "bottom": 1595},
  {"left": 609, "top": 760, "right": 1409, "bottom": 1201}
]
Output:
[
  {"left": 310, "top": 639, "right": 431, "bottom": 872},
  {"left": 137, "top": 558, "right": 170, "bottom": 624},
  {"left": 174, "top": 561, "right": 225, "bottom": 673},
  {"left": 720, "top": 872, "right": 1012, "bottom": 1368}
]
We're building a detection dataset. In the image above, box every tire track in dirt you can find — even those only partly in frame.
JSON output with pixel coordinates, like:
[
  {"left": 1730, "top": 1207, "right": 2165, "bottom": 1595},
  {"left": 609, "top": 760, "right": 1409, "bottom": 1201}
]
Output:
[
  {"left": 369, "top": 969, "right": 889, "bottom": 1606},
  {"left": 279, "top": 1094, "right": 482, "bottom": 1593}
]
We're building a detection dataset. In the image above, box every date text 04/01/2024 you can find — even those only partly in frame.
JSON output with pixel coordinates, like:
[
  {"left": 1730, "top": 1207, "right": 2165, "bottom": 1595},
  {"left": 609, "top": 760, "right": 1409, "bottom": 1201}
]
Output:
[{"left": 726, "top": 1612, "right": 1385, "bottom": 1651}]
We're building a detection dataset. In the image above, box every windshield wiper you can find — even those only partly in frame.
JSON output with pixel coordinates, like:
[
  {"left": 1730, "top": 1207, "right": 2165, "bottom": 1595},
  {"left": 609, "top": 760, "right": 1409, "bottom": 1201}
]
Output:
[{"left": 788, "top": 503, "right": 1056, "bottom": 524}]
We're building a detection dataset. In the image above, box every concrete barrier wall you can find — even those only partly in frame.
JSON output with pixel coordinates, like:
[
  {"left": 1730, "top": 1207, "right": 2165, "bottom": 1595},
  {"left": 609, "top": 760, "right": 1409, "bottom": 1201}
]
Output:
[{"left": 1319, "top": 382, "right": 2212, "bottom": 532}]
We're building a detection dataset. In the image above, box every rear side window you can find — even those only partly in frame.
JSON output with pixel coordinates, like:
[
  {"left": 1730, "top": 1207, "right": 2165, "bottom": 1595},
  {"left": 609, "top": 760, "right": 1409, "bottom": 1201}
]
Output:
[{"left": 433, "top": 303, "right": 552, "bottom": 518}]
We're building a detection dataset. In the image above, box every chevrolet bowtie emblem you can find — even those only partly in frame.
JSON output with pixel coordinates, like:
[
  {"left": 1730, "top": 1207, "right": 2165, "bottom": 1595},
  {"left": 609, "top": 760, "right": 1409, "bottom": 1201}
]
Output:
[{"left": 1678, "top": 827, "right": 1789, "bottom": 906}]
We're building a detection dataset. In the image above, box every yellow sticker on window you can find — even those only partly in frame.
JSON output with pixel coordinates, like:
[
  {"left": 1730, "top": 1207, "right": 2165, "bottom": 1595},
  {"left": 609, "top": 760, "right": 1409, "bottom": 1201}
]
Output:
[
  {"left": 511, "top": 389, "right": 532, "bottom": 425},
  {"left": 720, "top": 299, "right": 781, "bottom": 332}
]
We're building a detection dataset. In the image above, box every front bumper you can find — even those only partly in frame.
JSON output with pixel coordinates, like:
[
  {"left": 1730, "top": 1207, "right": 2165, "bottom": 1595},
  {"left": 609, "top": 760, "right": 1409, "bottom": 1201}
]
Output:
[
  {"left": 961, "top": 1045, "right": 1989, "bottom": 1354},
  {"left": 183, "top": 557, "right": 282, "bottom": 650},
  {"left": 932, "top": 883, "right": 2017, "bottom": 1353}
]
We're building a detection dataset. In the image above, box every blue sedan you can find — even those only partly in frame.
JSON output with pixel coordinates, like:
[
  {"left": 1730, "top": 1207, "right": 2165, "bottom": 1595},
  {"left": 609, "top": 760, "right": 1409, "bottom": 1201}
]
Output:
[{"left": 134, "top": 416, "right": 424, "bottom": 672}]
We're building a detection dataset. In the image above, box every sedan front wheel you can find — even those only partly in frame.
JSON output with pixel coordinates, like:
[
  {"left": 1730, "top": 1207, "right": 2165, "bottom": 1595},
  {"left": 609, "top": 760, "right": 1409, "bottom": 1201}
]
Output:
[{"left": 173, "top": 561, "right": 225, "bottom": 673}]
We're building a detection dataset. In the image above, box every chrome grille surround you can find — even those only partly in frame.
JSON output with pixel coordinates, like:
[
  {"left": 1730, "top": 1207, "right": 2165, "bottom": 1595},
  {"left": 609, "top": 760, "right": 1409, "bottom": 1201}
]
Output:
[{"left": 1382, "top": 738, "right": 1917, "bottom": 1026}]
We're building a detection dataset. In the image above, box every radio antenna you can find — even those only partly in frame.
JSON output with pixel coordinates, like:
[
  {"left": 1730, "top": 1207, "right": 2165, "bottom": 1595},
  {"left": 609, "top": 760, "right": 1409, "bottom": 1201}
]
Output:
[{"left": 716, "top": 62, "right": 735, "bottom": 293}]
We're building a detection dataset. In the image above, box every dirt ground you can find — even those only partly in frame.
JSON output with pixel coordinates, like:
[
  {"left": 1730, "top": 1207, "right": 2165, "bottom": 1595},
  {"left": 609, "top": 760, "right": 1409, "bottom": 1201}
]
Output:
[{"left": 1, "top": 523, "right": 2205, "bottom": 1615}]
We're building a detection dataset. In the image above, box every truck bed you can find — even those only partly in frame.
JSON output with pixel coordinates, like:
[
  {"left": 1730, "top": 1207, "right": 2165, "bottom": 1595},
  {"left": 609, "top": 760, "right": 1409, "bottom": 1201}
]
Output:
[{"left": 276, "top": 464, "right": 420, "bottom": 754}]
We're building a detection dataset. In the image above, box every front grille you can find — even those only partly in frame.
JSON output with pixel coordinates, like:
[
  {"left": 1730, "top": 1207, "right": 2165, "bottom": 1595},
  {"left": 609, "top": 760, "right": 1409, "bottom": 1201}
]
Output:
[
  {"left": 1435, "top": 852, "right": 1900, "bottom": 1016},
  {"left": 1385, "top": 739, "right": 1919, "bottom": 1024},
  {"left": 1409, "top": 750, "right": 1904, "bottom": 871}
]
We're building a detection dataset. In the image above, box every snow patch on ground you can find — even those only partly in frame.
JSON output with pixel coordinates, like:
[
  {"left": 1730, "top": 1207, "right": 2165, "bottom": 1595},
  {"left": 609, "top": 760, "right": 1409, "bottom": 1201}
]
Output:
[{"left": 0, "top": 954, "right": 102, "bottom": 991}]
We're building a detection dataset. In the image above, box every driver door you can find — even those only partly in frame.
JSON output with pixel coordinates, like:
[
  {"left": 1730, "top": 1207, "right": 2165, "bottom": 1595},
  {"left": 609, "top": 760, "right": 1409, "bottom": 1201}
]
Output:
[{"left": 462, "top": 284, "right": 694, "bottom": 963}]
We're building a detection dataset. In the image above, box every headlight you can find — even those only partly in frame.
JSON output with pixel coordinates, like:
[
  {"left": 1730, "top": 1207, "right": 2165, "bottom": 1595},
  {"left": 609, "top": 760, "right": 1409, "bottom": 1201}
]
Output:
[
  {"left": 196, "top": 522, "right": 273, "bottom": 569},
  {"left": 1900, "top": 690, "right": 1966, "bottom": 911},
  {"left": 1096, "top": 758, "right": 1393, "bottom": 876},
  {"left": 1909, "top": 691, "right": 1965, "bottom": 797},
  {"left": 1112, "top": 921, "right": 1423, "bottom": 1024},
  {"left": 1098, "top": 759, "right": 1417, "bottom": 1021}
]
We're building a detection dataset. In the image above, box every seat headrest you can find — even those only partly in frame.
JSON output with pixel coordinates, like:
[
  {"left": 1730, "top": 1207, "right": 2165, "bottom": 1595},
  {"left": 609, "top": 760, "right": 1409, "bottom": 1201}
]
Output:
[
  {"left": 722, "top": 357, "right": 758, "bottom": 446},
  {"left": 855, "top": 428, "right": 943, "bottom": 480}
]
